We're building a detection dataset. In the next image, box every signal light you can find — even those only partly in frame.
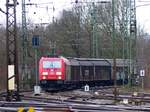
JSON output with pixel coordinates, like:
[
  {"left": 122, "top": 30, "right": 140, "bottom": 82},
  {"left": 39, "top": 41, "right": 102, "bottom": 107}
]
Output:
[
  {"left": 58, "top": 76, "right": 62, "bottom": 79},
  {"left": 56, "top": 72, "right": 62, "bottom": 75},
  {"left": 43, "top": 76, "right": 46, "bottom": 79}
]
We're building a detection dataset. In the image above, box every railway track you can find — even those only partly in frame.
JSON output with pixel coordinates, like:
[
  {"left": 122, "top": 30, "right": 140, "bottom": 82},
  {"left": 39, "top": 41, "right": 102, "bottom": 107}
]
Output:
[
  {"left": 1, "top": 88, "right": 150, "bottom": 111},
  {"left": 0, "top": 100, "right": 150, "bottom": 112},
  {"left": 21, "top": 92, "right": 150, "bottom": 104},
  {"left": 12, "top": 87, "right": 150, "bottom": 105}
]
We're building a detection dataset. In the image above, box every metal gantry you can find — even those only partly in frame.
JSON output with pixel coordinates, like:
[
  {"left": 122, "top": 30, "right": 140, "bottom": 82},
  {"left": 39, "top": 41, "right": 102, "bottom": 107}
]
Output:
[
  {"left": 73, "top": 0, "right": 111, "bottom": 58},
  {"left": 129, "top": 0, "right": 137, "bottom": 86},
  {"left": 120, "top": 0, "right": 137, "bottom": 87},
  {"left": 22, "top": 0, "right": 29, "bottom": 89},
  {"left": 6, "top": 0, "right": 20, "bottom": 101},
  {"left": 111, "top": 0, "right": 117, "bottom": 100},
  {"left": 89, "top": 0, "right": 110, "bottom": 58},
  {"left": 122, "top": 0, "right": 130, "bottom": 86},
  {"left": 91, "top": 2, "right": 98, "bottom": 58},
  {"left": 74, "top": 1, "right": 81, "bottom": 57}
]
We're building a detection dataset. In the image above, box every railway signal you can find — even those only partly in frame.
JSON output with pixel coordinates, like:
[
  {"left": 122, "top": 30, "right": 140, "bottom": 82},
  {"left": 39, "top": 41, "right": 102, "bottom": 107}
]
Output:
[
  {"left": 32, "top": 35, "right": 40, "bottom": 47},
  {"left": 32, "top": 35, "right": 41, "bottom": 95}
]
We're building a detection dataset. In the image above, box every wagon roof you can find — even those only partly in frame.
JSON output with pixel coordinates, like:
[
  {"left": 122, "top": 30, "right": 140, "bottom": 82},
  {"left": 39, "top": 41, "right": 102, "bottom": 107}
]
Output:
[
  {"left": 106, "top": 59, "right": 130, "bottom": 66},
  {"left": 64, "top": 57, "right": 130, "bottom": 66},
  {"left": 65, "top": 58, "right": 111, "bottom": 66}
]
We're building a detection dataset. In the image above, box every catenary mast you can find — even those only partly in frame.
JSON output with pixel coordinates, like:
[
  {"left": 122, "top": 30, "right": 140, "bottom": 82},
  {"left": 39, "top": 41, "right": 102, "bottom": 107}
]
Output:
[
  {"left": 6, "top": 0, "right": 20, "bottom": 101},
  {"left": 22, "top": 0, "right": 29, "bottom": 88},
  {"left": 129, "top": 0, "right": 136, "bottom": 86},
  {"left": 122, "top": 0, "right": 130, "bottom": 86}
]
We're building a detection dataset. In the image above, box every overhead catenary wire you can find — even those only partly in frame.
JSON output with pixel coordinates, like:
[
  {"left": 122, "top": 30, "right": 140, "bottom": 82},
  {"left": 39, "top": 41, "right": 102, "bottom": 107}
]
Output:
[{"left": 138, "top": 0, "right": 150, "bottom": 2}]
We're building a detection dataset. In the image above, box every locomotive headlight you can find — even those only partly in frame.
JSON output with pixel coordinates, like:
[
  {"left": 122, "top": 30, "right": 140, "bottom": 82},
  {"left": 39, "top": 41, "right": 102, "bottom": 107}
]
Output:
[
  {"left": 43, "top": 76, "right": 46, "bottom": 79},
  {"left": 58, "top": 76, "right": 62, "bottom": 79},
  {"left": 56, "top": 72, "right": 62, "bottom": 75},
  {"left": 42, "top": 72, "right": 48, "bottom": 75}
]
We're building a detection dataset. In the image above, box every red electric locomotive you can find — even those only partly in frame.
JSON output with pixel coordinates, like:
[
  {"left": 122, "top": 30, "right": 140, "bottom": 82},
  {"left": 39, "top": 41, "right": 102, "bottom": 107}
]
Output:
[{"left": 39, "top": 57, "right": 66, "bottom": 90}]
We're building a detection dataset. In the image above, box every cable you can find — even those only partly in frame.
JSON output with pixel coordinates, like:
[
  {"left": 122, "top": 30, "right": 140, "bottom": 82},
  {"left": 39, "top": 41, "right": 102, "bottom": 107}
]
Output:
[
  {"left": 136, "top": 3, "right": 150, "bottom": 7},
  {"left": 138, "top": 0, "right": 150, "bottom": 2},
  {"left": 0, "top": 8, "right": 6, "bottom": 14}
]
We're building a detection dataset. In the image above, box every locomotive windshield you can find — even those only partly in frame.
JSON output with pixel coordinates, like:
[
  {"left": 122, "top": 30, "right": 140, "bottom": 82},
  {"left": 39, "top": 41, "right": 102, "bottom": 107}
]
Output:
[{"left": 43, "top": 61, "right": 61, "bottom": 68}]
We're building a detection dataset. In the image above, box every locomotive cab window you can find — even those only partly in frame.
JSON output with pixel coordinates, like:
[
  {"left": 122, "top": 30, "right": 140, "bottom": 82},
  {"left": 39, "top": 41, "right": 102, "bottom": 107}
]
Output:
[{"left": 43, "top": 61, "right": 61, "bottom": 68}]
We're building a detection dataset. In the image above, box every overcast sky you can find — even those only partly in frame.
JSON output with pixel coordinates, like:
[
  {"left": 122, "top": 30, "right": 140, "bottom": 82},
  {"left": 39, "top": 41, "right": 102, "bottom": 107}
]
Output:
[
  {"left": 136, "top": 0, "right": 150, "bottom": 33},
  {"left": 0, "top": 0, "right": 73, "bottom": 25},
  {"left": 0, "top": 0, "right": 150, "bottom": 33}
]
